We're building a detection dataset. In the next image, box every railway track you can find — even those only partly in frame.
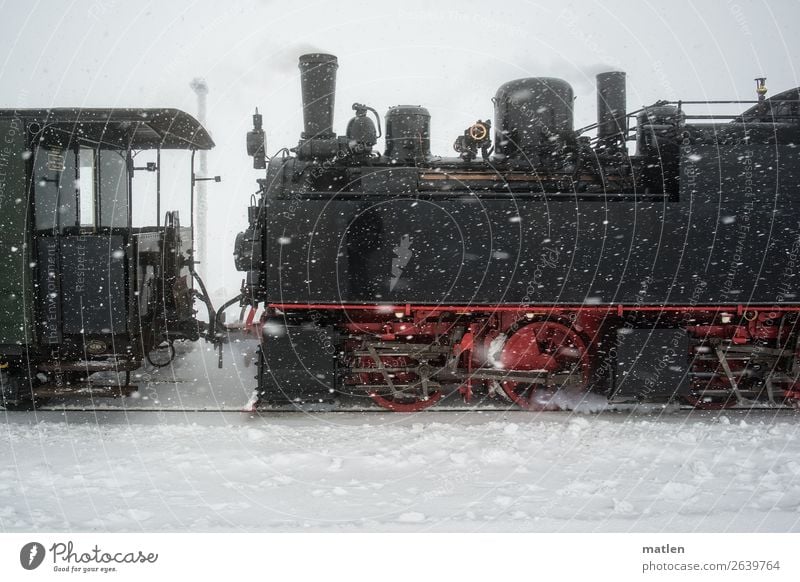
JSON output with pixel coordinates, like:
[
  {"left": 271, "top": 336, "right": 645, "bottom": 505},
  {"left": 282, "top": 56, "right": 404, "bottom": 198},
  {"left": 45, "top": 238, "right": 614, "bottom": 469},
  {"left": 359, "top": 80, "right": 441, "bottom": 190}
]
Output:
[{"left": 12, "top": 401, "right": 799, "bottom": 414}]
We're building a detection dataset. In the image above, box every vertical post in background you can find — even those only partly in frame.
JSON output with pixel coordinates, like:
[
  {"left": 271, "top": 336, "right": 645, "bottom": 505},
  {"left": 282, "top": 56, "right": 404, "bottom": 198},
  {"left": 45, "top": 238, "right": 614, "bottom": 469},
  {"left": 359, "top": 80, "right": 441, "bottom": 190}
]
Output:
[{"left": 190, "top": 77, "right": 208, "bottom": 279}]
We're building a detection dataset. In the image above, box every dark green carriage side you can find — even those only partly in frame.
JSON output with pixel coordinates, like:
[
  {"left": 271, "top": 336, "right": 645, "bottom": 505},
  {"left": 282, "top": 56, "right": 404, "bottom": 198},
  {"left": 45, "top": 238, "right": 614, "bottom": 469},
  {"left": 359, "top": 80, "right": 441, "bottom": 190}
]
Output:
[
  {"left": 0, "top": 117, "right": 33, "bottom": 347},
  {"left": 0, "top": 108, "right": 214, "bottom": 406}
]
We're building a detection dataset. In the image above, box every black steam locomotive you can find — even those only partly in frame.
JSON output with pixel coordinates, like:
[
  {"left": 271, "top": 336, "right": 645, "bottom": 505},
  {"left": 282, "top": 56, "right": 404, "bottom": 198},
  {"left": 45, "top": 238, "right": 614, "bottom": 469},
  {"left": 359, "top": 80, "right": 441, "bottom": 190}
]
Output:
[{"left": 233, "top": 53, "right": 800, "bottom": 411}]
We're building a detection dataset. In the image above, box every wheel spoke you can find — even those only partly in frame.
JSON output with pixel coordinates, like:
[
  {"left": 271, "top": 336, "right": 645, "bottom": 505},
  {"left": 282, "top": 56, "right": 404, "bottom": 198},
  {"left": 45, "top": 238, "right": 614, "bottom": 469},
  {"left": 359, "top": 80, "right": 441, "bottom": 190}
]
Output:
[
  {"left": 356, "top": 353, "right": 442, "bottom": 412},
  {"left": 499, "top": 321, "right": 589, "bottom": 411}
]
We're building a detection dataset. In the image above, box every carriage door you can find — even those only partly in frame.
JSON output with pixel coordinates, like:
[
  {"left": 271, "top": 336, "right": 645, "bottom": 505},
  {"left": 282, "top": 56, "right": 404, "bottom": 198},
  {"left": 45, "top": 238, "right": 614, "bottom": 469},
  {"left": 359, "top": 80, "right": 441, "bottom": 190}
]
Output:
[
  {"left": 34, "top": 141, "right": 130, "bottom": 345},
  {"left": 0, "top": 117, "right": 32, "bottom": 346}
]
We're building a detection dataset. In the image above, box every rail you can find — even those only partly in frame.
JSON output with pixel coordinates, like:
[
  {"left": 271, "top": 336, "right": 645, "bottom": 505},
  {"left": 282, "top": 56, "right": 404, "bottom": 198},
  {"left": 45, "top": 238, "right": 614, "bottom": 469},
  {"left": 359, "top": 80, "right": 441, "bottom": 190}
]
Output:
[{"left": 576, "top": 98, "right": 800, "bottom": 145}]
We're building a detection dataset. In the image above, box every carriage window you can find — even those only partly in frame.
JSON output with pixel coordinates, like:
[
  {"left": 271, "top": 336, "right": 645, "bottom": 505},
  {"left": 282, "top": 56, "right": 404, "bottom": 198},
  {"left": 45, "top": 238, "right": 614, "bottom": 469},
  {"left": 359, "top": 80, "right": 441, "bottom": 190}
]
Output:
[
  {"left": 36, "top": 146, "right": 131, "bottom": 231},
  {"left": 34, "top": 146, "right": 77, "bottom": 231},
  {"left": 99, "top": 149, "right": 129, "bottom": 227},
  {"left": 78, "top": 146, "right": 96, "bottom": 226}
]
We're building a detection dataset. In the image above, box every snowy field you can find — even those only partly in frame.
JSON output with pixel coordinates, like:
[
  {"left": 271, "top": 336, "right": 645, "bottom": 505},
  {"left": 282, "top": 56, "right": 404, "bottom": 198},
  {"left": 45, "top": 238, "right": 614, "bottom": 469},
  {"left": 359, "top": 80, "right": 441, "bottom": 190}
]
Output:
[{"left": 2, "top": 342, "right": 800, "bottom": 533}]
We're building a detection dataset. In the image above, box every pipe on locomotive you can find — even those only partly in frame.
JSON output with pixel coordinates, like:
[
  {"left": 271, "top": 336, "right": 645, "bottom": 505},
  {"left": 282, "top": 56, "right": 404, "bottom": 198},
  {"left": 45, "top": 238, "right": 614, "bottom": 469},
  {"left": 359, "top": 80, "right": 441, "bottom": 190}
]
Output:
[{"left": 596, "top": 71, "right": 627, "bottom": 148}]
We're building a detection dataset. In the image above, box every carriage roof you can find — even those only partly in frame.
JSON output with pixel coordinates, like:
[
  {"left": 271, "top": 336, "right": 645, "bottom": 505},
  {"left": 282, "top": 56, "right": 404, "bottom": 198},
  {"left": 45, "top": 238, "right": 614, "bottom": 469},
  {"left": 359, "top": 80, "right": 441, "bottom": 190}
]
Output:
[{"left": 0, "top": 108, "right": 214, "bottom": 150}]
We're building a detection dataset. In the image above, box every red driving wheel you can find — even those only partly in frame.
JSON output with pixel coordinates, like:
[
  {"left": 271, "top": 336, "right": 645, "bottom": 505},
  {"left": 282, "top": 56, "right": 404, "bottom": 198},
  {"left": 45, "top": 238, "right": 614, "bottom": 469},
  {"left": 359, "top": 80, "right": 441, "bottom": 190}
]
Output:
[
  {"left": 499, "top": 321, "right": 590, "bottom": 410},
  {"left": 358, "top": 355, "right": 443, "bottom": 412}
]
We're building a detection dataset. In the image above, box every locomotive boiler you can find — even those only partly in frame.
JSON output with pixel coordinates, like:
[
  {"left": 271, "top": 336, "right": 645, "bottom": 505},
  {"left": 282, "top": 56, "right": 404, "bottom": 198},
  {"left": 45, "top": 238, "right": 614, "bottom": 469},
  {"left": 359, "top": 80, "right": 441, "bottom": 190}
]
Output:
[{"left": 233, "top": 54, "right": 800, "bottom": 411}]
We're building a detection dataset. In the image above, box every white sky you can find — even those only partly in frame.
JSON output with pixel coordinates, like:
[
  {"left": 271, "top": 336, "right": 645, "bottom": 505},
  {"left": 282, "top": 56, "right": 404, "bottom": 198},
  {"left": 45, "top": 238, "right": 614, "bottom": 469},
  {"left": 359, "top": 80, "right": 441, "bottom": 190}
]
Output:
[{"left": 0, "top": 0, "right": 798, "bottom": 298}]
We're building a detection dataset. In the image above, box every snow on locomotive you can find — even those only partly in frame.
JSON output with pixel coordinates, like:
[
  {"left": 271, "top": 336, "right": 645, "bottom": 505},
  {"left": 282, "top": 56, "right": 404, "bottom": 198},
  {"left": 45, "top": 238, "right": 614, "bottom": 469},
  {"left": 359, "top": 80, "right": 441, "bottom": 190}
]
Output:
[{"left": 233, "top": 53, "right": 800, "bottom": 411}]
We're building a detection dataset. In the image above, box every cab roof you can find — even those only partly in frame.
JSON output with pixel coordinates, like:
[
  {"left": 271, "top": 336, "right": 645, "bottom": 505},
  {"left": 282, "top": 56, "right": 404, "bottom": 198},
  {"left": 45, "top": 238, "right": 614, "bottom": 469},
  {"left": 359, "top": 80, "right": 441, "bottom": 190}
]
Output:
[{"left": 0, "top": 108, "right": 214, "bottom": 150}]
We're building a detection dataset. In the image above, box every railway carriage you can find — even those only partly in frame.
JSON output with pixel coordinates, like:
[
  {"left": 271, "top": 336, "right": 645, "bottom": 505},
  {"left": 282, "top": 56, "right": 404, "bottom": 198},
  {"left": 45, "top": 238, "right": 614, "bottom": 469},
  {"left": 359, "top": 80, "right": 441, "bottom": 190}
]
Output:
[{"left": 0, "top": 108, "right": 215, "bottom": 408}]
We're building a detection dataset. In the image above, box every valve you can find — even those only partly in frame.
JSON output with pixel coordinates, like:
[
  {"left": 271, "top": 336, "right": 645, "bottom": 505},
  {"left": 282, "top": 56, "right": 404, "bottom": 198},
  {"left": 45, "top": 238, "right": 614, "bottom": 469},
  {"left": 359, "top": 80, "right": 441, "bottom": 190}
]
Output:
[
  {"left": 453, "top": 120, "right": 492, "bottom": 161},
  {"left": 755, "top": 77, "right": 767, "bottom": 102},
  {"left": 346, "top": 102, "right": 381, "bottom": 149}
]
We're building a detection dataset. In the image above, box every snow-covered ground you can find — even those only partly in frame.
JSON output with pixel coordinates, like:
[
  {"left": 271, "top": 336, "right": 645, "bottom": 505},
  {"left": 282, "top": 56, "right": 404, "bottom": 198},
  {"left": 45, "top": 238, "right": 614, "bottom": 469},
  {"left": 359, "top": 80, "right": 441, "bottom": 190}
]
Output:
[{"left": 1, "top": 341, "right": 799, "bottom": 532}]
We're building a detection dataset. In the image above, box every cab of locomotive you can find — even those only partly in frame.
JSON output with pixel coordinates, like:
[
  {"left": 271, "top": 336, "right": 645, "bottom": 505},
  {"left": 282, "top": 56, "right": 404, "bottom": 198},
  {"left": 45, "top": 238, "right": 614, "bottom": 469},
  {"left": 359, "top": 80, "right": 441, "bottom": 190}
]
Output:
[{"left": 0, "top": 109, "right": 215, "bottom": 408}]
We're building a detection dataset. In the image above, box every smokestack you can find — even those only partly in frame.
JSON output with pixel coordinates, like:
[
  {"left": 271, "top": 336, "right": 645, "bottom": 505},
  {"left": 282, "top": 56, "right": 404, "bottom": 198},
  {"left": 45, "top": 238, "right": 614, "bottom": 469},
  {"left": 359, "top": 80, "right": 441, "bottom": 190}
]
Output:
[
  {"left": 596, "top": 71, "right": 627, "bottom": 147},
  {"left": 298, "top": 53, "right": 338, "bottom": 140}
]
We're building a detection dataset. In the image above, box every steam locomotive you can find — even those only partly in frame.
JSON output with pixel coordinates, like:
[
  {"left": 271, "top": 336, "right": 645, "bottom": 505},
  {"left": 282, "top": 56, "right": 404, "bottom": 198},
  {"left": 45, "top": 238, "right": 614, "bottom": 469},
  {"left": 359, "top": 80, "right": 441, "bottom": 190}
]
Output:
[
  {"left": 233, "top": 53, "right": 800, "bottom": 411},
  {"left": 0, "top": 109, "right": 216, "bottom": 408}
]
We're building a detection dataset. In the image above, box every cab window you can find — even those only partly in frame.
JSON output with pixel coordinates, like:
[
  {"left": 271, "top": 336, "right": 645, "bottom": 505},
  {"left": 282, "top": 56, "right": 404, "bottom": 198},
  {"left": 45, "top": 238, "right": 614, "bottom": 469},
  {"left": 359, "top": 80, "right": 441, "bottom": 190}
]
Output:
[
  {"left": 78, "top": 146, "right": 96, "bottom": 227},
  {"left": 99, "top": 149, "right": 129, "bottom": 228},
  {"left": 34, "top": 144, "right": 130, "bottom": 231},
  {"left": 34, "top": 146, "right": 77, "bottom": 231}
]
